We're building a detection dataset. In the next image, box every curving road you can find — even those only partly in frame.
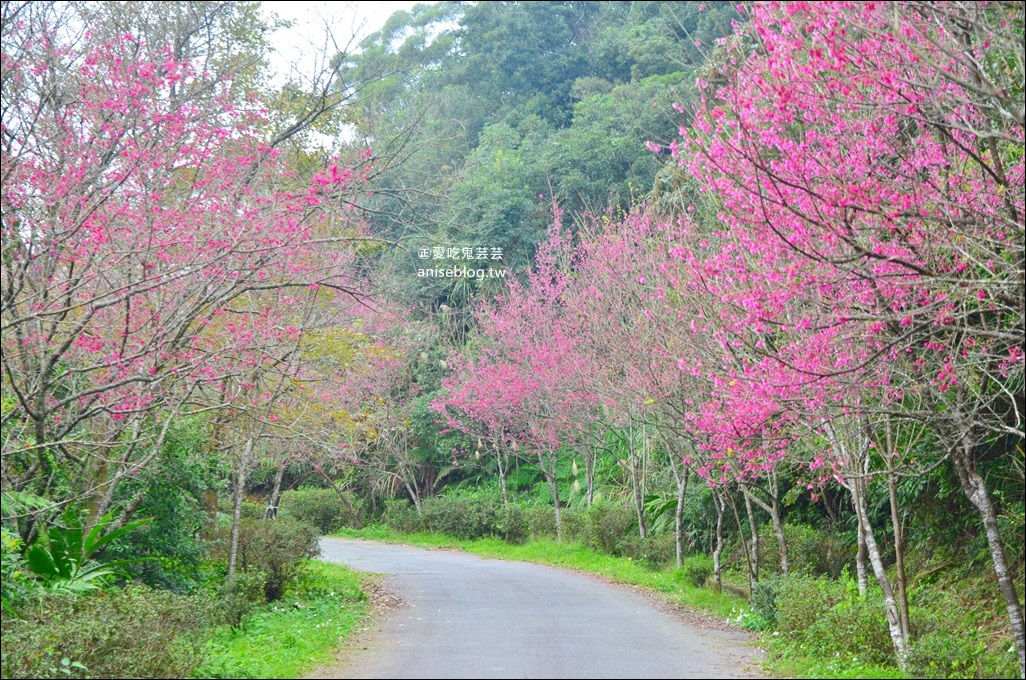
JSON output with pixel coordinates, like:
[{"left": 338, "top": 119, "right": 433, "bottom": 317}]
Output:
[{"left": 313, "top": 538, "right": 765, "bottom": 679}]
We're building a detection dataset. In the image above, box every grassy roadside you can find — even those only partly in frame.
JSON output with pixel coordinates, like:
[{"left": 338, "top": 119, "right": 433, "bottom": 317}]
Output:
[{"left": 193, "top": 561, "right": 370, "bottom": 679}]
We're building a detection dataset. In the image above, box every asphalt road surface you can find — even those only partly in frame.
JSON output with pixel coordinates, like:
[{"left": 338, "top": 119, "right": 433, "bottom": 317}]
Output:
[{"left": 313, "top": 538, "right": 765, "bottom": 679}]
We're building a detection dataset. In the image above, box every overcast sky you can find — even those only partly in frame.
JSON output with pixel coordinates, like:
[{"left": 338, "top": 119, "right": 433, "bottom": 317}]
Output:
[{"left": 261, "top": 1, "right": 423, "bottom": 85}]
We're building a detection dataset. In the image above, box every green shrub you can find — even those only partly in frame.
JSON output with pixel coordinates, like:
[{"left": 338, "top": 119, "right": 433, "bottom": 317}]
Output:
[
  {"left": 524, "top": 505, "right": 558, "bottom": 538},
  {"left": 239, "top": 518, "right": 319, "bottom": 602},
  {"left": 214, "top": 569, "right": 266, "bottom": 629},
  {"left": 422, "top": 495, "right": 495, "bottom": 540},
  {"left": 773, "top": 574, "right": 845, "bottom": 637},
  {"left": 381, "top": 499, "right": 422, "bottom": 534},
  {"left": 579, "top": 503, "right": 637, "bottom": 555},
  {"left": 279, "top": 487, "right": 365, "bottom": 533},
  {"left": 907, "top": 628, "right": 1016, "bottom": 679},
  {"left": 756, "top": 574, "right": 895, "bottom": 665},
  {"left": 0, "top": 586, "right": 211, "bottom": 679},
  {"left": 908, "top": 585, "right": 1020, "bottom": 678},
  {"left": 805, "top": 592, "right": 894, "bottom": 666},
  {"left": 422, "top": 495, "right": 519, "bottom": 542},
  {"left": 495, "top": 504, "right": 529, "bottom": 544},
  {"left": 749, "top": 574, "right": 783, "bottom": 626},
  {"left": 558, "top": 508, "right": 584, "bottom": 542},
  {"left": 758, "top": 523, "right": 850, "bottom": 578},
  {"left": 216, "top": 498, "right": 266, "bottom": 521},
  {"left": 209, "top": 517, "right": 319, "bottom": 602},
  {"left": 105, "top": 420, "right": 221, "bottom": 592},
  {"left": 676, "top": 553, "right": 714, "bottom": 588},
  {"left": 616, "top": 533, "right": 676, "bottom": 569}
]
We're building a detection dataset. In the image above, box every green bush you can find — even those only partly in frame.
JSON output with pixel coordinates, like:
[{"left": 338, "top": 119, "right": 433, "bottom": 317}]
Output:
[
  {"left": 524, "top": 505, "right": 558, "bottom": 538},
  {"left": 773, "top": 574, "right": 846, "bottom": 637},
  {"left": 105, "top": 418, "right": 221, "bottom": 592},
  {"left": 0, "top": 586, "right": 211, "bottom": 679},
  {"left": 279, "top": 487, "right": 365, "bottom": 533},
  {"left": 381, "top": 499, "right": 422, "bottom": 534},
  {"left": 805, "top": 592, "right": 894, "bottom": 666},
  {"left": 749, "top": 574, "right": 783, "bottom": 626},
  {"left": 420, "top": 495, "right": 518, "bottom": 542},
  {"left": 676, "top": 553, "right": 714, "bottom": 588},
  {"left": 239, "top": 518, "right": 319, "bottom": 602},
  {"left": 907, "top": 629, "right": 1015, "bottom": 679},
  {"left": 908, "top": 586, "right": 1021, "bottom": 678},
  {"left": 758, "top": 523, "right": 850, "bottom": 578},
  {"left": 579, "top": 503, "right": 637, "bottom": 555},
  {"left": 216, "top": 498, "right": 266, "bottom": 521},
  {"left": 616, "top": 533, "right": 676, "bottom": 569},
  {"left": 756, "top": 574, "right": 894, "bottom": 665},
  {"left": 494, "top": 504, "right": 529, "bottom": 544},
  {"left": 214, "top": 569, "right": 266, "bottom": 629},
  {"left": 422, "top": 495, "right": 494, "bottom": 540},
  {"left": 209, "top": 517, "right": 319, "bottom": 602}
]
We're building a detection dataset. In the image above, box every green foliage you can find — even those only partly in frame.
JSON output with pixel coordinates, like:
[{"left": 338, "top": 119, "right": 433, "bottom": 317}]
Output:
[
  {"left": 614, "top": 533, "right": 677, "bottom": 569},
  {"left": 22, "top": 508, "right": 154, "bottom": 596},
  {"left": 907, "top": 583, "right": 1021, "bottom": 679},
  {"left": 210, "top": 518, "right": 319, "bottom": 602},
  {"left": 105, "top": 419, "right": 222, "bottom": 591},
  {"left": 0, "top": 586, "right": 211, "bottom": 679},
  {"left": 676, "top": 554, "right": 714, "bottom": 589},
  {"left": 215, "top": 569, "right": 267, "bottom": 629},
  {"left": 759, "top": 574, "right": 895, "bottom": 667},
  {"left": 381, "top": 499, "right": 422, "bottom": 534},
  {"left": 773, "top": 574, "right": 847, "bottom": 638},
  {"left": 194, "top": 561, "right": 369, "bottom": 680},
  {"left": 749, "top": 574, "right": 782, "bottom": 628},
  {"left": 804, "top": 592, "right": 894, "bottom": 666},
  {"left": 494, "top": 504, "right": 530, "bottom": 545},
  {"left": 758, "top": 522, "right": 851, "bottom": 579},
  {"left": 279, "top": 487, "right": 355, "bottom": 533},
  {"left": 524, "top": 504, "right": 558, "bottom": 538},
  {"left": 420, "top": 493, "right": 528, "bottom": 543},
  {"left": 572, "top": 502, "right": 637, "bottom": 554},
  {"left": 0, "top": 527, "right": 28, "bottom": 615}
]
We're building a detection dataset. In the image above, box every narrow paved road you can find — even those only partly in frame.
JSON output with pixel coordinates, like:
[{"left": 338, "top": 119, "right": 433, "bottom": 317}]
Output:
[{"left": 314, "top": 538, "right": 764, "bottom": 679}]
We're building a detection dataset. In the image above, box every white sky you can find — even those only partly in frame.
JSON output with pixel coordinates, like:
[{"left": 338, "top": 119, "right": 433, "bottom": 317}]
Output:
[{"left": 262, "top": 1, "right": 423, "bottom": 86}]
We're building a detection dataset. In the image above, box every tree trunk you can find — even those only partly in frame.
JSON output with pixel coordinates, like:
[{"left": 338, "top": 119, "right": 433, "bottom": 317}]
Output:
[
  {"left": 744, "top": 490, "right": 759, "bottom": 585},
  {"left": 584, "top": 438, "right": 596, "bottom": 507},
  {"left": 742, "top": 482, "right": 788, "bottom": 575},
  {"left": 538, "top": 449, "right": 562, "bottom": 541},
  {"left": 952, "top": 452, "right": 1026, "bottom": 679},
  {"left": 852, "top": 474, "right": 909, "bottom": 670},
  {"left": 856, "top": 515, "right": 869, "bottom": 597},
  {"left": 727, "top": 491, "right": 754, "bottom": 594},
  {"left": 712, "top": 489, "right": 725, "bottom": 590},
  {"left": 227, "top": 437, "right": 254, "bottom": 581},
  {"left": 265, "top": 456, "right": 287, "bottom": 519},
  {"left": 405, "top": 478, "right": 423, "bottom": 518},
  {"left": 629, "top": 428, "right": 647, "bottom": 539},
  {"left": 883, "top": 420, "right": 911, "bottom": 642},
  {"left": 673, "top": 463, "right": 689, "bottom": 569},
  {"left": 495, "top": 442, "right": 509, "bottom": 507}
]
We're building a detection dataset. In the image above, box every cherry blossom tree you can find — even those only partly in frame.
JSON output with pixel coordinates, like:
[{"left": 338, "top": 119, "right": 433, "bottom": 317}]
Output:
[
  {"left": 674, "top": 1, "right": 1023, "bottom": 671},
  {"left": 1, "top": 11, "right": 372, "bottom": 534}
]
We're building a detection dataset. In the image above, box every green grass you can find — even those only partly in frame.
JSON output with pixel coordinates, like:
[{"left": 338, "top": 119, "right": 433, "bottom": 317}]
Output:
[
  {"left": 193, "top": 561, "right": 369, "bottom": 679},
  {"left": 334, "top": 526, "right": 747, "bottom": 620}
]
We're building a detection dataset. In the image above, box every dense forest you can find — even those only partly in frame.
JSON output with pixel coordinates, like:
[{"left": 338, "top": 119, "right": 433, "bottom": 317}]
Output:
[{"left": 2, "top": 1, "right": 1023, "bottom": 678}]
